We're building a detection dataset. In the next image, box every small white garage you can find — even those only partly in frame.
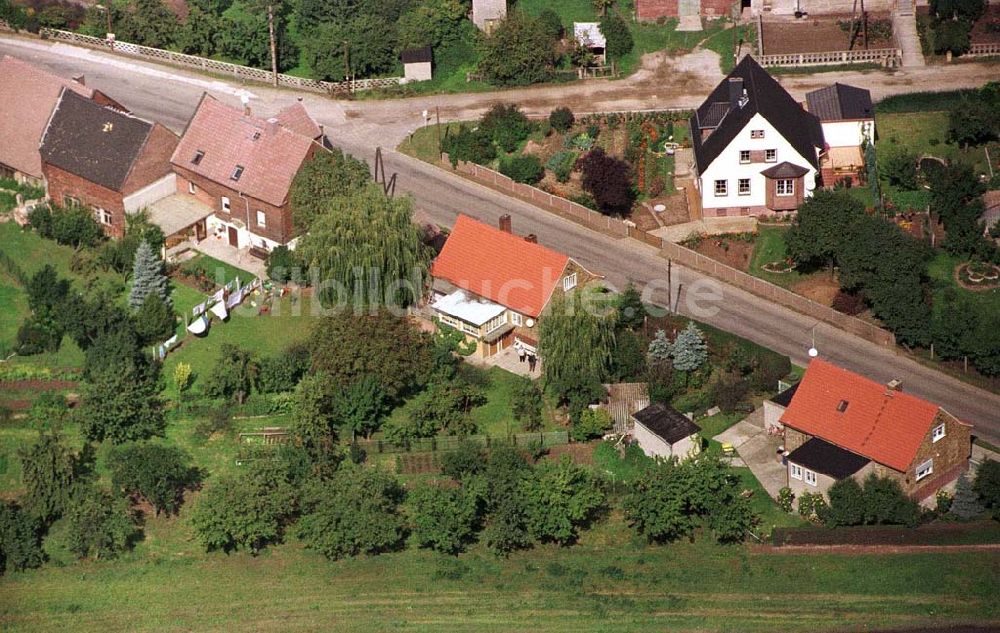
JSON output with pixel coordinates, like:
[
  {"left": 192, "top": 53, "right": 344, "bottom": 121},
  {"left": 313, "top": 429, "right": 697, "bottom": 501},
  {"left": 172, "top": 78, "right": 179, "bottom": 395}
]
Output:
[{"left": 631, "top": 403, "right": 702, "bottom": 461}]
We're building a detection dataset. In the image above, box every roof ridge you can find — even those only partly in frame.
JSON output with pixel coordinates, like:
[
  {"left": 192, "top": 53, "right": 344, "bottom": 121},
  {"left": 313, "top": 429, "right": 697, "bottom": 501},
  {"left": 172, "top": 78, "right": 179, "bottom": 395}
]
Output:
[{"left": 860, "top": 389, "right": 891, "bottom": 449}]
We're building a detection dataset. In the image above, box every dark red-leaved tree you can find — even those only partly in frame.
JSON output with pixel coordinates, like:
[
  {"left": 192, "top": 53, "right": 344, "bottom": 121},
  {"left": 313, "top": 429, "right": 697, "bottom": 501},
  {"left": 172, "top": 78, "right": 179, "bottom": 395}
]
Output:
[{"left": 577, "top": 147, "right": 633, "bottom": 216}]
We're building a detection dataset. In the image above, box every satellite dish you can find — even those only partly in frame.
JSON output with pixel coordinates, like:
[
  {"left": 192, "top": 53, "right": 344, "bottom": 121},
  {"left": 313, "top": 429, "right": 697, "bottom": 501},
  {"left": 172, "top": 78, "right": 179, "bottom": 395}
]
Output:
[
  {"left": 808, "top": 347, "right": 819, "bottom": 358},
  {"left": 525, "top": 318, "right": 535, "bottom": 328}
]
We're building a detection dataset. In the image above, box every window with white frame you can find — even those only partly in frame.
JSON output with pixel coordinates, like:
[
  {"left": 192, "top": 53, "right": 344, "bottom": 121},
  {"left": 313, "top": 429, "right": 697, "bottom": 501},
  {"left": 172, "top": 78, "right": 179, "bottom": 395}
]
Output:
[
  {"left": 64, "top": 195, "right": 80, "bottom": 207},
  {"left": 188, "top": 181, "right": 197, "bottom": 194},
  {"left": 916, "top": 459, "right": 933, "bottom": 481},
  {"left": 776, "top": 179, "right": 794, "bottom": 196},
  {"left": 932, "top": 423, "right": 945, "bottom": 442},
  {"left": 765, "top": 149, "right": 777, "bottom": 162},
  {"left": 510, "top": 312, "right": 523, "bottom": 326},
  {"left": 221, "top": 196, "right": 231, "bottom": 213},
  {"left": 93, "top": 207, "right": 111, "bottom": 225},
  {"left": 790, "top": 464, "right": 802, "bottom": 480},
  {"left": 738, "top": 178, "right": 751, "bottom": 196},
  {"left": 460, "top": 321, "right": 479, "bottom": 336},
  {"left": 563, "top": 273, "right": 578, "bottom": 291},
  {"left": 714, "top": 179, "right": 728, "bottom": 196},
  {"left": 483, "top": 313, "right": 506, "bottom": 334},
  {"left": 804, "top": 469, "right": 817, "bottom": 486},
  {"left": 751, "top": 129, "right": 764, "bottom": 139},
  {"left": 256, "top": 210, "right": 266, "bottom": 228},
  {"left": 739, "top": 150, "right": 751, "bottom": 164}
]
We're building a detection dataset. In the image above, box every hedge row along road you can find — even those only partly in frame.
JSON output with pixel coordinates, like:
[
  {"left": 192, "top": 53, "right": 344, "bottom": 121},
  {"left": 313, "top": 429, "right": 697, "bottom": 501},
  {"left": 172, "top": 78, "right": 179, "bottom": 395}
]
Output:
[{"left": 2, "top": 35, "right": 998, "bottom": 442}]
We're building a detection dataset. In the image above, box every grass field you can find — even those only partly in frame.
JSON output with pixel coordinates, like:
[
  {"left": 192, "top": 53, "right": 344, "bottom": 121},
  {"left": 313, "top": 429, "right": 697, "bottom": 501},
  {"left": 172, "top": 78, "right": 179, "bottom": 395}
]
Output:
[
  {"left": 1, "top": 525, "right": 996, "bottom": 632},
  {"left": 747, "top": 225, "right": 806, "bottom": 289},
  {"left": 875, "top": 111, "right": 993, "bottom": 175},
  {"left": 927, "top": 250, "right": 1000, "bottom": 316}
]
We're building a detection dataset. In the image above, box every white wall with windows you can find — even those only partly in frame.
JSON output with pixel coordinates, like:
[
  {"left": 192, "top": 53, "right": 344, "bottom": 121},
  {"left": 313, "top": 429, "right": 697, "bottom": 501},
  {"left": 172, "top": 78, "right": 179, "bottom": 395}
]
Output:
[
  {"left": 821, "top": 119, "right": 874, "bottom": 148},
  {"left": 698, "top": 113, "right": 818, "bottom": 211}
]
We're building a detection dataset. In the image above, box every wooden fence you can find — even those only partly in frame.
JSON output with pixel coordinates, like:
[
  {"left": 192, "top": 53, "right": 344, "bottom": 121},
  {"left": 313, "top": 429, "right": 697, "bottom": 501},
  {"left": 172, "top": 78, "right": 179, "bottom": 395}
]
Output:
[
  {"left": 38, "top": 28, "right": 402, "bottom": 94},
  {"left": 753, "top": 48, "right": 901, "bottom": 67},
  {"left": 442, "top": 154, "right": 896, "bottom": 348},
  {"left": 355, "top": 430, "right": 570, "bottom": 455}
]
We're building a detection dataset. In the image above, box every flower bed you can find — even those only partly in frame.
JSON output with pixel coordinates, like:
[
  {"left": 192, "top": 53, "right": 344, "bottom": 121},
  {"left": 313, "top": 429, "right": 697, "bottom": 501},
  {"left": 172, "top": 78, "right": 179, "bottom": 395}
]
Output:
[
  {"left": 958, "top": 261, "right": 1000, "bottom": 289},
  {"left": 762, "top": 260, "right": 796, "bottom": 274}
]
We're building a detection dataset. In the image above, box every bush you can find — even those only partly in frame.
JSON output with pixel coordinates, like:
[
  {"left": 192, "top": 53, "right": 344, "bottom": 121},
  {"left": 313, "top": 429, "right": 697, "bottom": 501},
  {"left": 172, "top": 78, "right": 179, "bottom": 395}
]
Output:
[
  {"left": 831, "top": 290, "right": 866, "bottom": 316},
  {"left": 107, "top": 442, "right": 199, "bottom": 516},
  {"left": 778, "top": 487, "right": 795, "bottom": 513},
  {"left": 15, "top": 316, "right": 62, "bottom": 355},
  {"left": 549, "top": 107, "right": 575, "bottom": 133},
  {"left": 709, "top": 375, "right": 749, "bottom": 413},
  {"left": 545, "top": 150, "right": 577, "bottom": 183},
  {"left": 257, "top": 343, "right": 311, "bottom": 393},
  {"left": 442, "top": 125, "right": 497, "bottom": 166},
  {"left": 510, "top": 377, "right": 543, "bottom": 431},
  {"left": 577, "top": 147, "right": 633, "bottom": 215},
  {"left": 571, "top": 408, "right": 613, "bottom": 442},
  {"left": 797, "top": 491, "right": 826, "bottom": 521},
  {"left": 972, "top": 459, "right": 1000, "bottom": 519},
  {"left": 440, "top": 439, "right": 487, "bottom": 480},
  {"left": 28, "top": 203, "right": 105, "bottom": 248},
  {"left": 536, "top": 8, "right": 564, "bottom": 41},
  {"left": 266, "top": 245, "right": 306, "bottom": 284},
  {"left": 409, "top": 482, "right": 481, "bottom": 555},
  {"left": 932, "top": 19, "right": 971, "bottom": 56},
  {"left": 0, "top": 501, "right": 45, "bottom": 574},
  {"left": 478, "top": 103, "right": 534, "bottom": 153},
  {"left": 62, "top": 485, "right": 140, "bottom": 559},
  {"left": 499, "top": 154, "right": 545, "bottom": 185},
  {"left": 599, "top": 13, "right": 633, "bottom": 60}
]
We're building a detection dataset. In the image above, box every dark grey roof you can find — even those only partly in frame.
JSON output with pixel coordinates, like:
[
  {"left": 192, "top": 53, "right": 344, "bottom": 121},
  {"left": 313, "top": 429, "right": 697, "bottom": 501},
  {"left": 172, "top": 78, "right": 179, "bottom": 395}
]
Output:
[
  {"left": 769, "top": 382, "right": 800, "bottom": 408},
  {"left": 786, "top": 437, "right": 870, "bottom": 480},
  {"left": 805, "top": 83, "right": 874, "bottom": 122},
  {"left": 761, "top": 161, "right": 810, "bottom": 179},
  {"left": 401, "top": 46, "right": 432, "bottom": 64},
  {"left": 690, "top": 56, "right": 824, "bottom": 173},
  {"left": 39, "top": 88, "right": 151, "bottom": 191},
  {"left": 632, "top": 403, "right": 700, "bottom": 445}
]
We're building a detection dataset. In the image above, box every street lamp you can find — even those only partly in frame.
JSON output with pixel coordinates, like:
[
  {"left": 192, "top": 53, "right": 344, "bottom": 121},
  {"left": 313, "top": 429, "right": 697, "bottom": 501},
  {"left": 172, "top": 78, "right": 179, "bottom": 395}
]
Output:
[{"left": 807, "top": 324, "right": 819, "bottom": 358}]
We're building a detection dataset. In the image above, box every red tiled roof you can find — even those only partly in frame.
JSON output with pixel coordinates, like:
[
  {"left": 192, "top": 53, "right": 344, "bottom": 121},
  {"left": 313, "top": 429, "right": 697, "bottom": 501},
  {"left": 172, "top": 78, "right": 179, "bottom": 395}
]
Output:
[
  {"left": 780, "top": 358, "right": 942, "bottom": 472},
  {"left": 171, "top": 94, "right": 316, "bottom": 206},
  {"left": 0, "top": 56, "right": 93, "bottom": 179},
  {"left": 273, "top": 102, "right": 322, "bottom": 140},
  {"left": 431, "top": 214, "right": 571, "bottom": 318}
]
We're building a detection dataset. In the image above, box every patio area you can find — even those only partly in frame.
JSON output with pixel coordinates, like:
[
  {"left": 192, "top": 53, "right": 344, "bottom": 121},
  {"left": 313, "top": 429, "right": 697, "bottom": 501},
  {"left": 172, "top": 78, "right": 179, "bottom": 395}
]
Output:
[
  {"left": 167, "top": 234, "right": 265, "bottom": 279},
  {"left": 714, "top": 408, "right": 787, "bottom": 500},
  {"left": 466, "top": 344, "right": 541, "bottom": 379}
]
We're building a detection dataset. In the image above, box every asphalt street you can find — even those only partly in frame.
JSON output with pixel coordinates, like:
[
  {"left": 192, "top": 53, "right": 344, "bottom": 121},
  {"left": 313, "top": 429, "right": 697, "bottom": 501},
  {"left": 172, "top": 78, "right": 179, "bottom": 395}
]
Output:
[{"left": 3, "top": 35, "right": 998, "bottom": 443}]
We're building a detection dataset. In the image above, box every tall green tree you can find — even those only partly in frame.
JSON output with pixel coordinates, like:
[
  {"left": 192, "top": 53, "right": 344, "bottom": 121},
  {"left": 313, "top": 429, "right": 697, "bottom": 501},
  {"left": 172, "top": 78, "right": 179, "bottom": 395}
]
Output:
[
  {"left": 647, "top": 329, "right": 672, "bottom": 364},
  {"left": 107, "top": 442, "right": 199, "bottom": 516},
  {"left": 599, "top": 12, "right": 633, "bottom": 60},
  {"left": 290, "top": 148, "right": 371, "bottom": 233},
  {"left": 522, "top": 457, "right": 605, "bottom": 545},
  {"left": 786, "top": 189, "right": 866, "bottom": 271},
  {"left": 17, "top": 432, "right": 84, "bottom": 524},
  {"left": 973, "top": 458, "right": 1000, "bottom": 519},
  {"left": 297, "top": 185, "right": 431, "bottom": 309},
  {"left": 476, "top": 12, "right": 557, "bottom": 86},
  {"left": 409, "top": 482, "right": 481, "bottom": 555},
  {"left": 289, "top": 372, "right": 337, "bottom": 455},
  {"left": 396, "top": 0, "right": 466, "bottom": 50},
  {"left": 296, "top": 466, "right": 405, "bottom": 560},
  {"left": 303, "top": 15, "right": 397, "bottom": 81},
  {"left": 62, "top": 485, "right": 140, "bottom": 559},
  {"left": 0, "top": 502, "right": 46, "bottom": 574},
  {"left": 117, "top": 0, "right": 180, "bottom": 48},
  {"left": 309, "top": 311, "right": 436, "bottom": 402},
  {"left": 128, "top": 241, "right": 171, "bottom": 310},
  {"left": 615, "top": 282, "right": 647, "bottom": 330},
  {"left": 539, "top": 291, "right": 616, "bottom": 411},
  {"left": 203, "top": 344, "right": 260, "bottom": 405},
  {"left": 671, "top": 322, "right": 707, "bottom": 373}
]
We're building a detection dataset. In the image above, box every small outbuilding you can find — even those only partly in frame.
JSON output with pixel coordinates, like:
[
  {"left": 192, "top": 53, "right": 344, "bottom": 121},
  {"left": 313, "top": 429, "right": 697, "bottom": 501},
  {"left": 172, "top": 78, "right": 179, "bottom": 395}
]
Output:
[
  {"left": 574, "top": 22, "right": 607, "bottom": 64},
  {"left": 631, "top": 403, "right": 701, "bottom": 461},
  {"left": 401, "top": 46, "right": 433, "bottom": 83},
  {"left": 472, "top": 0, "right": 507, "bottom": 33}
]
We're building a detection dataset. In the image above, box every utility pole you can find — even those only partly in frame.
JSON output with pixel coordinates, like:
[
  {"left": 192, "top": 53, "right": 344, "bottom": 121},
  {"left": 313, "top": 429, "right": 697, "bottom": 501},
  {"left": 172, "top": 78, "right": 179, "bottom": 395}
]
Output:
[
  {"left": 267, "top": 2, "right": 278, "bottom": 86},
  {"left": 667, "top": 259, "right": 673, "bottom": 312},
  {"left": 435, "top": 106, "right": 441, "bottom": 154},
  {"left": 343, "top": 41, "right": 350, "bottom": 82}
]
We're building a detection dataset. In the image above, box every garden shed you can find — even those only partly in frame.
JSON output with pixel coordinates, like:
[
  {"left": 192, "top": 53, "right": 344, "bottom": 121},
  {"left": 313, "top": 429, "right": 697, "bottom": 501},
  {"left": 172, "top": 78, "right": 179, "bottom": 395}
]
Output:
[
  {"left": 401, "top": 46, "right": 432, "bottom": 83},
  {"left": 574, "top": 23, "right": 607, "bottom": 65},
  {"left": 631, "top": 403, "right": 701, "bottom": 460}
]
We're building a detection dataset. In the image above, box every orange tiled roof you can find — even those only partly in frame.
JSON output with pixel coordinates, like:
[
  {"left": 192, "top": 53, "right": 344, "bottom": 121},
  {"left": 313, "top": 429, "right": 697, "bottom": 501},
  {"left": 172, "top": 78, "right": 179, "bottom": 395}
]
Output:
[
  {"left": 431, "top": 214, "right": 570, "bottom": 318},
  {"left": 171, "top": 94, "right": 315, "bottom": 207},
  {"left": 780, "top": 358, "right": 944, "bottom": 472},
  {"left": 0, "top": 56, "right": 93, "bottom": 179}
]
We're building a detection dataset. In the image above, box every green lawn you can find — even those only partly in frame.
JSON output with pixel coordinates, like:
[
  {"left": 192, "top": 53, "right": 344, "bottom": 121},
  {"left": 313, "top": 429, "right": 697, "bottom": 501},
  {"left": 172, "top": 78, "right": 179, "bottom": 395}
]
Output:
[
  {"left": 701, "top": 21, "right": 755, "bottom": 73},
  {"left": 927, "top": 250, "right": 1000, "bottom": 316},
  {"left": 876, "top": 110, "right": 993, "bottom": 175},
  {"left": 747, "top": 225, "right": 806, "bottom": 289},
  {"left": 1, "top": 523, "right": 995, "bottom": 631},
  {"left": 398, "top": 122, "right": 464, "bottom": 164}
]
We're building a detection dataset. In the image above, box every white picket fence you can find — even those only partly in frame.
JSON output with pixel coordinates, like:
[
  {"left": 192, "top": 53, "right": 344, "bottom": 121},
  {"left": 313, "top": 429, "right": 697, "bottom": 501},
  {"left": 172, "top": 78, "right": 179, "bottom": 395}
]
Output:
[
  {"left": 38, "top": 28, "right": 402, "bottom": 94},
  {"left": 967, "top": 42, "right": 1000, "bottom": 58},
  {"left": 753, "top": 47, "right": 902, "bottom": 67}
]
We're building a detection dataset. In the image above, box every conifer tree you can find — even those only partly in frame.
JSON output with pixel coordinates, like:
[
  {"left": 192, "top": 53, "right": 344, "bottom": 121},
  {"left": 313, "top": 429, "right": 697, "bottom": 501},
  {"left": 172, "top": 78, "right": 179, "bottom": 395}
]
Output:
[
  {"left": 128, "top": 241, "right": 171, "bottom": 310},
  {"left": 950, "top": 473, "right": 984, "bottom": 519},
  {"left": 647, "top": 329, "right": 672, "bottom": 364},
  {"left": 672, "top": 322, "right": 708, "bottom": 373}
]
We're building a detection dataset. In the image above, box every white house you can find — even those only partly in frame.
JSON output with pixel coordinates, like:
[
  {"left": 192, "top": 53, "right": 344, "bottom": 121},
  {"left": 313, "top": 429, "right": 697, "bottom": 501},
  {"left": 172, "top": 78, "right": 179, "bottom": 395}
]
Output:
[
  {"left": 690, "top": 56, "right": 825, "bottom": 218},
  {"left": 630, "top": 403, "right": 701, "bottom": 461},
  {"left": 806, "top": 83, "right": 875, "bottom": 187},
  {"left": 471, "top": 0, "right": 506, "bottom": 32}
]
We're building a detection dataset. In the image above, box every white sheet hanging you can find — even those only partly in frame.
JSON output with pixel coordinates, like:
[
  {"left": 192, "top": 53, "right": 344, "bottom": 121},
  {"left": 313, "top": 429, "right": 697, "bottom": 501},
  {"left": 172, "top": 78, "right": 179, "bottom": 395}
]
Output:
[
  {"left": 187, "top": 314, "right": 209, "bottom": 335},
  {"left": 210, "top": 300, "right": 228, "bottom": 321}
]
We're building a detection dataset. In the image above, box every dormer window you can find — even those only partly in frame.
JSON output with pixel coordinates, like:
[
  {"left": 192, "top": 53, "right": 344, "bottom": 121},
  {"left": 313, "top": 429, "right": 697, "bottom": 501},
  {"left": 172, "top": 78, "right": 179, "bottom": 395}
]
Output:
[
  {"left": 231, "top": 165, "right": 245, "bottom": 181},
  {"left": 191, "top": 150, "right": 204, "bottom": 165},
  {"left": 252, "top": 131, "right": 261, "bottom": 140},
  {"left": 836, "top": 399, "right": 849, "bottom": 413}
]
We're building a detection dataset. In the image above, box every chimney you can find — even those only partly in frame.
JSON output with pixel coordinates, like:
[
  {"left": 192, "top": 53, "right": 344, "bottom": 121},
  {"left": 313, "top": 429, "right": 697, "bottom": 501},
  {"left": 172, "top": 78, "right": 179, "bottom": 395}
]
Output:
[
  {"left": 886, "top": 379, "right": 903, "bottom": 392},
  {"left": 524, "top": 234, "right": 538, "bottom": 244},
  {"left": 499, "top": 214, "right": 512, "bottom": 233},
  {"left": 73, "top": 74, "right": 85, "bottom": 86},
  {"left": 728, "top": 77, "right": 744, "bottom": 106}
]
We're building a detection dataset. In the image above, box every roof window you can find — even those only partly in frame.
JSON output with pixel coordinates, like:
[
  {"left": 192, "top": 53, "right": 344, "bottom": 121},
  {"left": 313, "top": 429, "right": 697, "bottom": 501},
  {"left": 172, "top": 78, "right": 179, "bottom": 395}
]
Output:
[
  {"left": 252, "top": 131, "right": 261, "bottom": 141},
  {"left": 231, "top": 165, "right": 245, "bottom": 181},
  {"left": 836, "top": 399, "right": 849, "bottom": 413},
  {"left": 191, "top": 150, "right": 204, "bottom": 165}
]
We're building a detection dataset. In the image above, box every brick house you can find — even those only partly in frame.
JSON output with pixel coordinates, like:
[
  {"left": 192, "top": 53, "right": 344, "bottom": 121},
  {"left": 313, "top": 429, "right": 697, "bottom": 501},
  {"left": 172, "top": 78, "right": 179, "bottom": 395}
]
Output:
[
  {"left": 39, "top": 89, "right": 178, "bottom": 239},
  {"left": 0, "top": 55, "right": 126, "bottom": 187},
  {"left": 169, "top": 94, "right": 325, "bottom": 250},
  {"left": 691, "top": 57, "right": 874, "bottom": 218},
  {"left": 428, "top": 214, "right": 600, "bottom": 358},
  {"left": 636, "top": 0, "right": 733, "bottom": 20},
  {"left": 775, "top": 359, "right": 973, "bottom": 505},
  {"left": 806, "top": 83, "right": 875, "bottom": 188}
]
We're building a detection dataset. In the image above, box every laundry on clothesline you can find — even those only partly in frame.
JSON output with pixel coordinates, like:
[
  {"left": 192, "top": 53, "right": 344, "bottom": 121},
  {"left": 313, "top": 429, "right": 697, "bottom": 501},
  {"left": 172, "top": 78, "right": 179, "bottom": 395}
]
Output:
[
  {"left": 157, "top": 345, "right": 166, "bottom": 360},
  {"left": 164, "top": 334, "right": 179, "bottom": 349},
  {"left": 210, "top": 287, "right": 225, "bottom": 304},
  {"left": 210, "top": 300, "right": 228, "bottom": 321},
  {"left": 187, "top": 314, "right": 209, "bottom": 335}
]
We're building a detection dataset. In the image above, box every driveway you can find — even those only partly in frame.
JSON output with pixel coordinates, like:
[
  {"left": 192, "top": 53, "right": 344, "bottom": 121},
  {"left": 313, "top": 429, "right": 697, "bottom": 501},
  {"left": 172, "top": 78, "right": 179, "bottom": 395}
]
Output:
[{"left": 715, "top": 409, "right": 787, "bottom": 499}]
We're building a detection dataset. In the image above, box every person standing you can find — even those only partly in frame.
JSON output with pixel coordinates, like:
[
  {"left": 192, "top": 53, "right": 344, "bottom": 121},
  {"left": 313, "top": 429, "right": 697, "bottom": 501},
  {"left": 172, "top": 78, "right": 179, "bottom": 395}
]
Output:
[
  {"left": 517, "top": 342, "right": 526, "bottom": 364},
  {"left": 527, "top": 354, "right": 537, "bottom": 373}
]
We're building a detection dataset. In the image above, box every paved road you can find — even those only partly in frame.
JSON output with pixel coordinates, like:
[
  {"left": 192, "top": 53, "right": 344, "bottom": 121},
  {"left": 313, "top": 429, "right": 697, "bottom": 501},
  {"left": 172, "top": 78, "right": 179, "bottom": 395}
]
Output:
[{"left": 3, "top": 36, "right": 999, "bottom": 442}]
